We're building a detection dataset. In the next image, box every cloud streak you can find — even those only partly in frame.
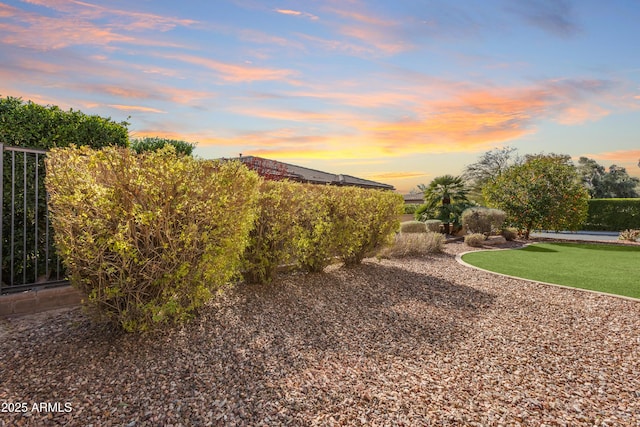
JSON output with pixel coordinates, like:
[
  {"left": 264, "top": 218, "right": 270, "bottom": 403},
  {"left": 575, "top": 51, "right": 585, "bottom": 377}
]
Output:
[
  {"left": 0, "top": 0, "right": 196, "bottom": 50},
  {"left": 505, "top": 0, "right": 580, "bottom": 37}
]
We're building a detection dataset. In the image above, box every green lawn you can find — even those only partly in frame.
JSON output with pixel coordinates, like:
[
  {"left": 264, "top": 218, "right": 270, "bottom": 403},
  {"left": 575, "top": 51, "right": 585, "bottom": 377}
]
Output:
[{"left": 461, "top": 243, "right": 640, "bottom": 299}]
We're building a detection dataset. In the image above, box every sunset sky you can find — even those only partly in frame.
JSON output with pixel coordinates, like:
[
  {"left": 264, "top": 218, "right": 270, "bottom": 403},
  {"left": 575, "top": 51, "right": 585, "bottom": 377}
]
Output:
[{"left": 1, "top": 0, "right": 639, "bottom": 193}]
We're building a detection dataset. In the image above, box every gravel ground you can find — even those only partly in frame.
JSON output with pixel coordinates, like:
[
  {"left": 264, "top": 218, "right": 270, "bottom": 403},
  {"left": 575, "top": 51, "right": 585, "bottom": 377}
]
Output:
[{"left": 1, "top": 240, "right": 639, "bottom": 426}]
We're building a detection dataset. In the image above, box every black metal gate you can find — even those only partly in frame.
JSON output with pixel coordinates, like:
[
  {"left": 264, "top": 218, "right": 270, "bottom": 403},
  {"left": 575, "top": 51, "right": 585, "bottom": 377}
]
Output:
[{"left": 0, "top": 144, "right": 67, "bottom": 294}]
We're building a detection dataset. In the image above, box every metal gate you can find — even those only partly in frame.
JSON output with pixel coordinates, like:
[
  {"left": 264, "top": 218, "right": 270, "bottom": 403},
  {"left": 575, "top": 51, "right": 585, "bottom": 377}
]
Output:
[{"left": 0, "top": 144, "right": 67, "bottom": 294}]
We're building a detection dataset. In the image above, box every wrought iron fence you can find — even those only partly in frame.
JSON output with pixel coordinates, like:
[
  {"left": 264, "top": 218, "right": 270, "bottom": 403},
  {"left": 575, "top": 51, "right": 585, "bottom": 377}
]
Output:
[{"left": 1, "top": 144, "right": 67, "bottom": 294}]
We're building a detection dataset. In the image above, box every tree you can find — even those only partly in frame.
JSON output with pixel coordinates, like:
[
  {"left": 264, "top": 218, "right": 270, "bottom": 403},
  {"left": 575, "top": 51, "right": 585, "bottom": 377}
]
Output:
[
  {"left": 130, "top": 136, "right": 196, "bottom": 156},
  {"left": 483, "top": 154, "right": 589, "bottom": 239},
  {"left": 576, "top": 156, "right": 639, "bottom": 198},
  {"left": 601, "top": 165, "right": 639, "bottom": 198},
  {"left": 416, "top": 175, "right": 471, "bottom": 233},
  {"left": 463, "top": 146, "right": 520, "bottom": 204},
  {"left": 576, "top": 156, "right": 606, "bottom": 198}
]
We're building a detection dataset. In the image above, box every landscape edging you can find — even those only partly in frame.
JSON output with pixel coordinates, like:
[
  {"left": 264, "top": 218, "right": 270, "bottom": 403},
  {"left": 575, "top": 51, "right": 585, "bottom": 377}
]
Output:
[{"left": 455, "top": 243, "right": 640, "bottom": 303}]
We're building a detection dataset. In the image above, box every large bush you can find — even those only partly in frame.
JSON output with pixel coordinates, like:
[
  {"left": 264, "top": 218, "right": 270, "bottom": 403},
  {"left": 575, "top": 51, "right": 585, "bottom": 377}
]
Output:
[
  {"left": 292, "top": 184, "right": 403, "bottom": 272},
  {"left": 330, "top": 186, "right": 403, "bottom": 265},
  {"left": 583, "top": 198, "right": 640, "bottom": 231},
  {"left": 1, "top": 96, "right": 130, "bottom": 291},
  {"left": 242, "top": 180, "right": 301, "bottom": 284},
  {"left": 45, "top": 146, "right": 259, "bottom": 332},
  {"left": 461, "top": 207, "right": 506, "bottom": 236}
]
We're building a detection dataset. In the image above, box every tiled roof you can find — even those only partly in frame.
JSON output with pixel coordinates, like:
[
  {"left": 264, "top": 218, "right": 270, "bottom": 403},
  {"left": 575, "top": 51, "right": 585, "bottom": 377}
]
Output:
[{"left": 235, "top": 156, "right": 395, "bottom": 190}]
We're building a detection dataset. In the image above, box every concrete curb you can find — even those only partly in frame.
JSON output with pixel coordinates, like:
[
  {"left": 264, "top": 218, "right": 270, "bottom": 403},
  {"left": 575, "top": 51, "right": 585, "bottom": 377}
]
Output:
[
  {"left": 0, "top": 286, "right": 82, "bottom": 318},
  {"left": 455, "top": 243, "right": 640, "bottom": 303}
]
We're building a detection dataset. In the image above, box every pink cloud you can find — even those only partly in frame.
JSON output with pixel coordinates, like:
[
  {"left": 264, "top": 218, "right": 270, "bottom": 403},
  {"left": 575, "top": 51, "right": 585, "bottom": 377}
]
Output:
[
  {"left": 158, "top": 53, "right": 298, "bottom": 83},
  {"left": 1, "top": 0, "right": 196, "bottom": 50},
  {"left": 274, "top": 9, "right": 318, "bottom": 20},
  {"left": 108, "top": 104, "right": 166, "bottom": 114}
]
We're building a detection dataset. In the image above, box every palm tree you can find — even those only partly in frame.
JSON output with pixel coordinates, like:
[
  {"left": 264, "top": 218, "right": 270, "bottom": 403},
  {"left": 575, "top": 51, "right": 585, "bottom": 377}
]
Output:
[{"left": 418, "top": 175, "right": 470, "bottom": 234}]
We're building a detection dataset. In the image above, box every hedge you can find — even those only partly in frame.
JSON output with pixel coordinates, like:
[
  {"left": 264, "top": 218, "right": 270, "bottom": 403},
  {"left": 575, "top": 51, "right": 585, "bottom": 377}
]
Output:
[
  {"left": 46, "top": 146, "right": 259, "bottom": 332},
  {"left": 583, "top": 198, "right": 640, "bottom": 231},
  {"left": 45, "top": 145, "right": 404, "bottom": 330},
  {"left": 242, "top": 180, "right": 301, "bottom": 284}
]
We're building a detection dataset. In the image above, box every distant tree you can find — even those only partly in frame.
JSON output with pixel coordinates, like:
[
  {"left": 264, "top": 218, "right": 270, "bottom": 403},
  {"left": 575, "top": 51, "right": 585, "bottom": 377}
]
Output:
[
  {"left": 483, "top": 154, "right": 589, "bottom": 239},
  {"left": 576, "top": 156, "right": 606, "bottom": 198},
  {"left": 576, "top": 156, "right": 639, "bottom": 198},
  {"left": 601, "top": 165, "right": 639, "bottom": 198},
  {"left": 130, "top": 136, "right": 196, "bottom": 156},
  {"left": 462, "top": 146, "right": 520, "bottom": 203},
  {"left": 416, "top": 175, "right": 471, "bottom": 233}
]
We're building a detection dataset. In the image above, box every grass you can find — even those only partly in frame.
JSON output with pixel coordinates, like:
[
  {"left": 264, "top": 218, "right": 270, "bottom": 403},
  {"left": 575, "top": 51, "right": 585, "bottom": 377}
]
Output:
[{"left": 461, "top": 242, "right": 640, "bottom": 299}]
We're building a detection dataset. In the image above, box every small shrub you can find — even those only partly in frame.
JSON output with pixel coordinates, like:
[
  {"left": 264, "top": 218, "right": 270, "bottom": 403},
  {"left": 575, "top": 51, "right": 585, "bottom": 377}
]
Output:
[
  {"left": 618, "top": 229, "right": 640, "bottom": 242},
  {"left": 464, "top": 233, "right": 486, "bottom": 247},
  {"left": 424, "top": 219, "right": 443, "bottom": 233},
  {"left": 404, "top": 204, "right": 418, "bottom": 214},
  {"left": 501, "top": 227, "right": 518, "bottom": 241},
  {"left": 130, "top": 136, "right": 196, "bottom": 156},
  {"left": 46, "top": 146, "right": 260, "bottom": 332},
  {"left": 461, "top": 207, "right": 506, "bottom": 236},
  {"left": 380, "top": 232, "right": 444, "bottom": 257},
  {"left": 400, "top": 220, "right": 427, "bottom": 233}
]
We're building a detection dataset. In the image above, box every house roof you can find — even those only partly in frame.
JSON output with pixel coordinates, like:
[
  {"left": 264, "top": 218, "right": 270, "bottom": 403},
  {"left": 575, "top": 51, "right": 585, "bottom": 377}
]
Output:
[
  {"left": 403, "top": 192, "right": 424, "bottom": 204},
  {"left": 235, "top": 155, "right": 395, "bottom": 191}
]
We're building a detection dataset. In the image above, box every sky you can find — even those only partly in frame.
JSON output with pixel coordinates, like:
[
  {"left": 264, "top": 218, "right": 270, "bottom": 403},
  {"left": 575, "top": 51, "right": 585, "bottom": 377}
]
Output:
[{"left": 1, "top": 0, "right": 639, "bottom": 193}]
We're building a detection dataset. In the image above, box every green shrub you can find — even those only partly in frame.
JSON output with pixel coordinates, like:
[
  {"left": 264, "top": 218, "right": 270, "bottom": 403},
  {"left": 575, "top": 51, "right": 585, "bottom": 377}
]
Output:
[
  {"left": 401, "top": 220, "right": 427, "bottom": 233},
  {"left": 618, "top": 229, "right": 640, "bottom": 242},
  {"left": 292, "top": 185, "right": 403, "bottom": 271},
  {"left": 242, "top": 180, "right": 301, "bottom": 284},
  {"left": 424, "top": 219, "right": 443, "bottom": 232},
  {"left": 292, "top": 185, "right": 336, "bottom": 273},
  {"left": 331, "top": 187, "right": 403, "bottom": 265},
  {"left": 501, "top": 227, "right": 518, "bottom": 241},
  {"left": 583, "top": 199, "right": 640, "bottom": 231},
  {"left": 464, "top": 233, "right": 486, "bottom": 247},
  {"left": 381, "top": 232, "right": 444, "bottom": 257},
  {"left": 461, "top": 207, "right": 506, "bottom": 235},
  {"left": 45, "top": 146, "right": 259, "bottom": 332},
  {"left": 404, "top": 204, "right": 418, "bottom": 214},
  {"left": 130, "top": 136, "right": 196, "bottom": 156}
]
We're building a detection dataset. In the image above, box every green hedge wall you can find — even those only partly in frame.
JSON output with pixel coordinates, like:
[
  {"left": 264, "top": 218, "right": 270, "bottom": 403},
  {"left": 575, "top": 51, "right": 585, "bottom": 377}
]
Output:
[{"left": 583, "top": 199, "right": 640, "bottom": 231}]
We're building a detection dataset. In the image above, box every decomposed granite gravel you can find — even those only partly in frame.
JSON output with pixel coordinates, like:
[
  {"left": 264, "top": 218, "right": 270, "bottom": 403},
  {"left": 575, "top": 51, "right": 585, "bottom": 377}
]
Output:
[{"left": 1, "top": 240, "right": 639, "bottom": 426}]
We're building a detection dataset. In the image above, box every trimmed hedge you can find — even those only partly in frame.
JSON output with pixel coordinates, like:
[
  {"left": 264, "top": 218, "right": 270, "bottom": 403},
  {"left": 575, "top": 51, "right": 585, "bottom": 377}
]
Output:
[
  {"left": 583, "top": 199, "right": 640, "bottom": 231},
  {"left": 46, "top": 146, "right": 259, "bottom": 332},
  {"left": 330, "top": 186, "right": 403, "bottom": 265},
  {"left": 400, "top": 221, "right": 427, "bottom": 233},
  {"left": 242, "top": 180, "right": 301, "bottom": 284},
  {"left": 45, "top": 145, "right": 404, "bottom": 329},
  {"left": 293, "top": 184, "right": 403, "bottom": 271}
]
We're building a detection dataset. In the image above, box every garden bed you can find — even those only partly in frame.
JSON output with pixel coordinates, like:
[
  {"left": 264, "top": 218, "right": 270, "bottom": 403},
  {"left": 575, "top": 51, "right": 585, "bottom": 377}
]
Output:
[{"left": 1, "top": 240, "right": 639, "bottom": 426}]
